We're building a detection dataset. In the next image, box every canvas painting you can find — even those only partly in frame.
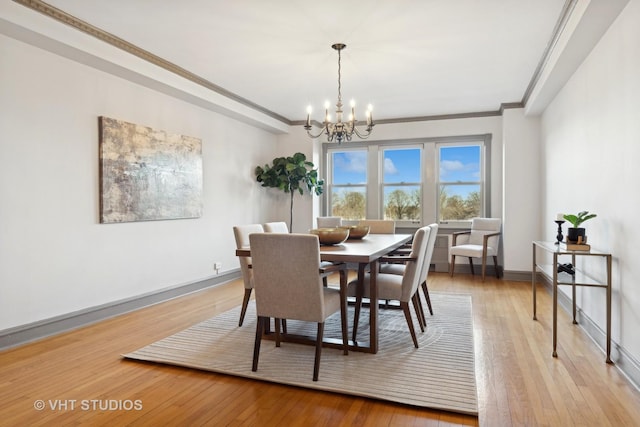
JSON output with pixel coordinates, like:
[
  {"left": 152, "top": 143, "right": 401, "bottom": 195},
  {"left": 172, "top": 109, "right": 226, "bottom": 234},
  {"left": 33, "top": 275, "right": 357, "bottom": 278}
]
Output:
[{"left": 99, "top": 116, "right": 203, "bottom": 223}]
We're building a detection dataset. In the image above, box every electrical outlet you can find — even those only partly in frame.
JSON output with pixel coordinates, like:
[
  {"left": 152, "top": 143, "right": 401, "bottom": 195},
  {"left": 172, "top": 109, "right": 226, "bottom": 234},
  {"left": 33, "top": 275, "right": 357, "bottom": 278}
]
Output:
[{"left": 214, "top": 262, "right": 222, "bottom": 271}]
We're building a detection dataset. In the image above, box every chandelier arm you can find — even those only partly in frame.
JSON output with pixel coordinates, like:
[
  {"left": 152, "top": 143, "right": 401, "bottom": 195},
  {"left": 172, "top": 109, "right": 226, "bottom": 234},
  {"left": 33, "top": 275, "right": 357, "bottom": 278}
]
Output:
[
  {"left": 352, "top": 125, "right": 374, "bottom": 139},
  {"left": 304, "top": 124, "right": 328, "bottom": 139}
]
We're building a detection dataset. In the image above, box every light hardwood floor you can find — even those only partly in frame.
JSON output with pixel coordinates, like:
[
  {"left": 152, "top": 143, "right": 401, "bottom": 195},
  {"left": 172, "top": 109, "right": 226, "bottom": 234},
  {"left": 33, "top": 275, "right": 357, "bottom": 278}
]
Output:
[{"left": 1, "top": 273, "right": 639, "bottom": 426}]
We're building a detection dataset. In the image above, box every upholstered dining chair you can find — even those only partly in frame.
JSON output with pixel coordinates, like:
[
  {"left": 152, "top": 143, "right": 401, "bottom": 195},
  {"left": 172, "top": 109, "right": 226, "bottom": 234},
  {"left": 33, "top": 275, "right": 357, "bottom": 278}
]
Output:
[
  {"left": 263, "top": 220, "right": 336, "bottom": 286},
  {"left": 316, "top": 216, "right": 342, "bottom": 228},
  {"left": 233, "top": 224, "right": 264, "bottom": 327},
  {"left": 348, "top": 225, "right": 431, "bottom": 348},
  {"left": 263, "top": 221, "right": 289, "bottom": 233},
  {"left": 449, "top": 217, "right": 502, "bottom": 281},
  {"left": 249, "top": 233, "right": 349, "bottom": 381},
  {"left": 358, "top": 219, "right": 396, "bottom": 234},
  {"left": 379, "top": 224, "right": 439, "bottom": 323}
]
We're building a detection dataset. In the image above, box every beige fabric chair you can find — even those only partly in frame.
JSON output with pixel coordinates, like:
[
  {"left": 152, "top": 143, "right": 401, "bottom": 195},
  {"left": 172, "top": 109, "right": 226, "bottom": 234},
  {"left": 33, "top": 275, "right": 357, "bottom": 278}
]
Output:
[
  {"left": 347, "top": 225, "right": 431, "bottom": 348},
  {"left": 233, "top": 224, "right": 264, "bottom": 327},
  {"left": 317, "top": 216, "right": 342, "bottom": 228},
  {"left": 449, "top": 217, "right": 501, "bottom": 281},
  {"left": 358, "top": 219, "right": 395, "bottom": 234},
  {"left": 379, "top": 224, "right": 438, "bottom": 322},
  {"left": 263, "top": 220, "right": 335, "bottom": 285},
  {"left": 249, "top": 233, "right": 348, "bottom": 381},
  {"left": 263, "top": 222, "right": 289, "bottom": 233}
]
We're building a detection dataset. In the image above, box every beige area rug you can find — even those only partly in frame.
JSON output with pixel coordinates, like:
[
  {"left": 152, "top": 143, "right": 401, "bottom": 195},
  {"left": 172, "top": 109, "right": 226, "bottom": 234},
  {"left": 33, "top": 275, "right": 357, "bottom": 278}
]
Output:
[{"left": 123, "top": 292, "right": 478, "bottom": 415}]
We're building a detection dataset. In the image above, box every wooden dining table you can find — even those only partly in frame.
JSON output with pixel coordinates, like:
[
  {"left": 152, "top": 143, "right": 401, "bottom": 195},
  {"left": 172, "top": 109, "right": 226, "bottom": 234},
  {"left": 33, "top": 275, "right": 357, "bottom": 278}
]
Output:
[{"left": 236, "top": 233, "right": 412, "bottom": 354}]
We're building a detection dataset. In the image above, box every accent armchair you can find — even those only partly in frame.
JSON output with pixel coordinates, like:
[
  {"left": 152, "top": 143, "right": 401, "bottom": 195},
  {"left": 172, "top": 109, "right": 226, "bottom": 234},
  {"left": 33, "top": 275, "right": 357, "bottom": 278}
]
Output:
[{"left": 449, "top": 217, "right": 501, "bottom": 281}]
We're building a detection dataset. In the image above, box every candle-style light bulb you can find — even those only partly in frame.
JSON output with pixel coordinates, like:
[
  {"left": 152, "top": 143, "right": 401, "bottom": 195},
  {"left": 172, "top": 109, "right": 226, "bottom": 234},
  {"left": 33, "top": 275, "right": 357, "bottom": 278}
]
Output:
[{"left": 306, "top": 105, "right": 312, "bottom": 127}]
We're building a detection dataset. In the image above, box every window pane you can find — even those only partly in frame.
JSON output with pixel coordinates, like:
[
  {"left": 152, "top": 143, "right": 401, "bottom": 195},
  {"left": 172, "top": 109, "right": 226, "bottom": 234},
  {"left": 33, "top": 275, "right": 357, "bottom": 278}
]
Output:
[
  {"left": 332, "top": 151, "right": 367, "bottom": 185},
  {"left": 439, "top": 184, "right": 481, "bottom": 221},
  {"left": 383, "top": 148, "right": 421, "bottom": 183},
  {"left": 331, "top": 186, "right": 366, "bottom": 220},
  {"left": 439, "top": 145, "right": 480, "bottom": 182},
  {"left": 384, "top": 186, "right": 421, "bottom": 220}
]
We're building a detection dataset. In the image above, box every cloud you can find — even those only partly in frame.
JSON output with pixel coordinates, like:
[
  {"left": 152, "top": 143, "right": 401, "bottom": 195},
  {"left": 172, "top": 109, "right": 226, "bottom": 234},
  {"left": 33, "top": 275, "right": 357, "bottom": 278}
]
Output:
[
  {"left": 384, "top": 158, "right": 398, "bottom": 175},
  {"left": 335, "top": 151, "right": 367, "bottom": 173},
  {"left": 440, "top": 160, "right": 465, "bottom": 172}
]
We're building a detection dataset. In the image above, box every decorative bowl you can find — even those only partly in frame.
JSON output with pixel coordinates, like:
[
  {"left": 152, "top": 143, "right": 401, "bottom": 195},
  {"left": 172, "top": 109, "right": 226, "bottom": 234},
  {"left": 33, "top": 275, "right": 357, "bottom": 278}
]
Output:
[
  {"left": 339, "top": 225, "right": 370, "bottom": 240},
  {"left": 309, "top": 227, "right": 350, "bottom": 245}
]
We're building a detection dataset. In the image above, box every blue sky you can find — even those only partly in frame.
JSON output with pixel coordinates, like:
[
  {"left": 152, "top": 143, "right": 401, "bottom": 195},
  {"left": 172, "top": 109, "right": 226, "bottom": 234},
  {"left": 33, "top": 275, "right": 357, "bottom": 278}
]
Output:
[{"left": 332, "top": 145, "right": 480, "bottom": 184}]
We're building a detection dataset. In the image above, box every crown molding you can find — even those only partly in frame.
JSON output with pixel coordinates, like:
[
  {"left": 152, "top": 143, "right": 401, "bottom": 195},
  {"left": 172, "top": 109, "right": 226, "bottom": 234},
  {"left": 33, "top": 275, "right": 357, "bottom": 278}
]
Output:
[
  {"left": 12, "top": 0, "right": 550, "bottom": 128},
  {"left": 12, "top": 0, "right": 291, "bottom": 125}
]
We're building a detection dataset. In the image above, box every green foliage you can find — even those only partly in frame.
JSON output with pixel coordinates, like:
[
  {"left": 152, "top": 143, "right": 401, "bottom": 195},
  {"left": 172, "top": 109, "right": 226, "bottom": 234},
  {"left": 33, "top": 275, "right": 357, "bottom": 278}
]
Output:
[
  {"left": 384, "top": 188, "right": 421, "bottom": 220},
  {"left": 439, "top": 189, "right": 481, "bottom": 221},
  {"left": 563, "top": 211, "right": 597, "bottom": 228},
  {"left": 332, "top": 191, "right": 366, "bottom": 220},
  {"left": 255, "top": 152, "right": 324, "bottom": 231}
]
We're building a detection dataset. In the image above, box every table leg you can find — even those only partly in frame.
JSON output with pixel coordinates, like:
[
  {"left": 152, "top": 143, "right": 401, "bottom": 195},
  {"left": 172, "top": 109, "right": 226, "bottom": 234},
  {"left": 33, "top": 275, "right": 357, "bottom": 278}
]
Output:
[
  {"left": 369, "top": 259, "right": 379, "bottom": 354},
  {"left": 606, "top": 255, "right": 613, "bottom": 364},
  {"left": 532, "top": 242, "right": 537, "bottom": 320},
  {"left": 553, "top": 252, "right": 558, "bottom": 357},
  {"left": 572, "top": 253, "right": 577, "bottom": 324}
]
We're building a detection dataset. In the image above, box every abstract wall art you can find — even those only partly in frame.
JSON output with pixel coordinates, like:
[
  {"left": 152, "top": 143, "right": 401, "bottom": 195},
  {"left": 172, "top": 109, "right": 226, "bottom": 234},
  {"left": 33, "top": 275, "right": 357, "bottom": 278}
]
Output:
[{"left": 99, "top": 116, "right": 203, "bottom": 223}]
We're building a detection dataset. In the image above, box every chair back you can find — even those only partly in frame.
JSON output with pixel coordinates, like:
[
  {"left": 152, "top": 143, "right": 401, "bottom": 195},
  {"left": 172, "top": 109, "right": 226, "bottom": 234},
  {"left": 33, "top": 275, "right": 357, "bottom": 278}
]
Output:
[
  {"left": 233, "top": 224, "right": 264, "bottom": 290},
  {"left": 400, "top": 226, "right": 430, "bottom": 301},
  {"left": 469, "top": 218, "right": 501, "bottom": 253},
  {"left": 317, "top": 216, "right": 342, "bottom": 228},
  {"left": 358, "top": 219, "right": 395, "bottom": 234},
  {"left": 418, "top": 223, "right": 439, "bottom": 285},
  {"left": 249, "top": 233, "right": 326, "bottom": 323},
  {"left": 263, "top": 222, "right": 289, "bottom": 233}
]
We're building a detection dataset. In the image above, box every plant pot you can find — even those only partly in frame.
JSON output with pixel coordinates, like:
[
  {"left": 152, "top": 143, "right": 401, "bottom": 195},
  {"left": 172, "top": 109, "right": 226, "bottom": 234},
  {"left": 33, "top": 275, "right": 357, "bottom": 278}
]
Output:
[{"left": 567, "top": 227, "right": 586, "bottom": 243}]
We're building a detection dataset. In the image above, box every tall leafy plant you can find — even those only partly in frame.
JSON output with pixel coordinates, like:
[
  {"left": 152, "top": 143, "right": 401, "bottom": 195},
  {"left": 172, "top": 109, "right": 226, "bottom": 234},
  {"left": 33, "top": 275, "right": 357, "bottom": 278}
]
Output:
[{"left": 255, "top": 152, "right": 324, "bottom": 232}]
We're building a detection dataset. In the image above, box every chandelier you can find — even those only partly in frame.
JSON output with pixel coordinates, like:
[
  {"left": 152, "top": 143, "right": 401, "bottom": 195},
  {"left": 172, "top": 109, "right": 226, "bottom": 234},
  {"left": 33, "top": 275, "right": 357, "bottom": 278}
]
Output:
[{"left": 304, "top": 43, "right": 374, "bottom": 144}]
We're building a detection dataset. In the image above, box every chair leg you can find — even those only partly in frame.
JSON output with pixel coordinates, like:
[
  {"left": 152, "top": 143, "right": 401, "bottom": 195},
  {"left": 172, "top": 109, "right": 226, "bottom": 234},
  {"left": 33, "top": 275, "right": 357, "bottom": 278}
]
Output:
[
  {"left": 421, "top": 281, "right": 434, "bottom": 315},
  {"left": 400, "top": 301, "right": 419, "bottom": 348},
  {"left": 252, "top": 316, "right": 265, "bottom": 372},
  {"left": 450, "top": 255, "right": 456, "bottom": 276},
  {"left": 238, "top": 288, "right": 252, "bottom": 326},
  {"left": 275, "top": 318, "right": 282, "bottom": 347},
  {"left": 493, "top": 255, "right": 500, "bottom": 278},
  {"left": 481, "top": 256, "right": 487, "bottom": 281},
  {"left": 352, "top": 282, "right": 364, "bottom": 342},
  {"left": 313, "top": 322, "right": 325, "bottom": 381},
  {"left": 468, "top": 257, "right": 475, "bottom": 275},
  {"left": 412, "top": 293, "right": 425, "bottom": 332}
]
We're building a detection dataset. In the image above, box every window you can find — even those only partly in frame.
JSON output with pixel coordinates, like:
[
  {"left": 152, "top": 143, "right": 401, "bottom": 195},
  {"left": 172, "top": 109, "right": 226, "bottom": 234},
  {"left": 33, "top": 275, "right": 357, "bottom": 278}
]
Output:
[
  {"left": 438, "top": 145, "right": 482, "bottom": 222},
  {"left": 383, "top": 148, "right": 421, "bottom": 221},
  {"left": 323, "top": 134, "right": 490, "bottom": 227},
  {"left": 329, "top": 150, "right": 367, "bottom": 220}
]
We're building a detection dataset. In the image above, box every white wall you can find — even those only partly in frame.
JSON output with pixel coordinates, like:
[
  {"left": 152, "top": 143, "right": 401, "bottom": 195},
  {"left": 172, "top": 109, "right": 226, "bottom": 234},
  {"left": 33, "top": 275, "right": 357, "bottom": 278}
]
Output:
[
  {"left": 0, "top": 34, "right": 279, "bottom": 330},
  {"left": 540, "top": 0, "right": 640, "bottom": 360},
  {"left": 502, "top": 109, "right": 541, "bottom": 272}
]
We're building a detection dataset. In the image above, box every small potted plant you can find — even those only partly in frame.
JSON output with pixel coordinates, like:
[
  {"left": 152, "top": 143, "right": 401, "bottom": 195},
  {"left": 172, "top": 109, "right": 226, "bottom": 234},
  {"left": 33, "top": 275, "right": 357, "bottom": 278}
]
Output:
[{"left": 563, "top": 211, "right": 597, "bottom": 243}]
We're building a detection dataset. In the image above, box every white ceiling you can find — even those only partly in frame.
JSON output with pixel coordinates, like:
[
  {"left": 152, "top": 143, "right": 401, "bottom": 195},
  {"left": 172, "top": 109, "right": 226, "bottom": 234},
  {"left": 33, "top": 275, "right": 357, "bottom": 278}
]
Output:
[{"left": 44, "top": 0, "right": 569, "bottom": 123}]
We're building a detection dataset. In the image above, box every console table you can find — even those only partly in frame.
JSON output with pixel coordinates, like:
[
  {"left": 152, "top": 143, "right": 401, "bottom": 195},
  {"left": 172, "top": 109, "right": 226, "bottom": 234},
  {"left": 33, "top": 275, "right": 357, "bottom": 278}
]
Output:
[{"left": 532, "top": 241, "right": 612, "bottom": 363}]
